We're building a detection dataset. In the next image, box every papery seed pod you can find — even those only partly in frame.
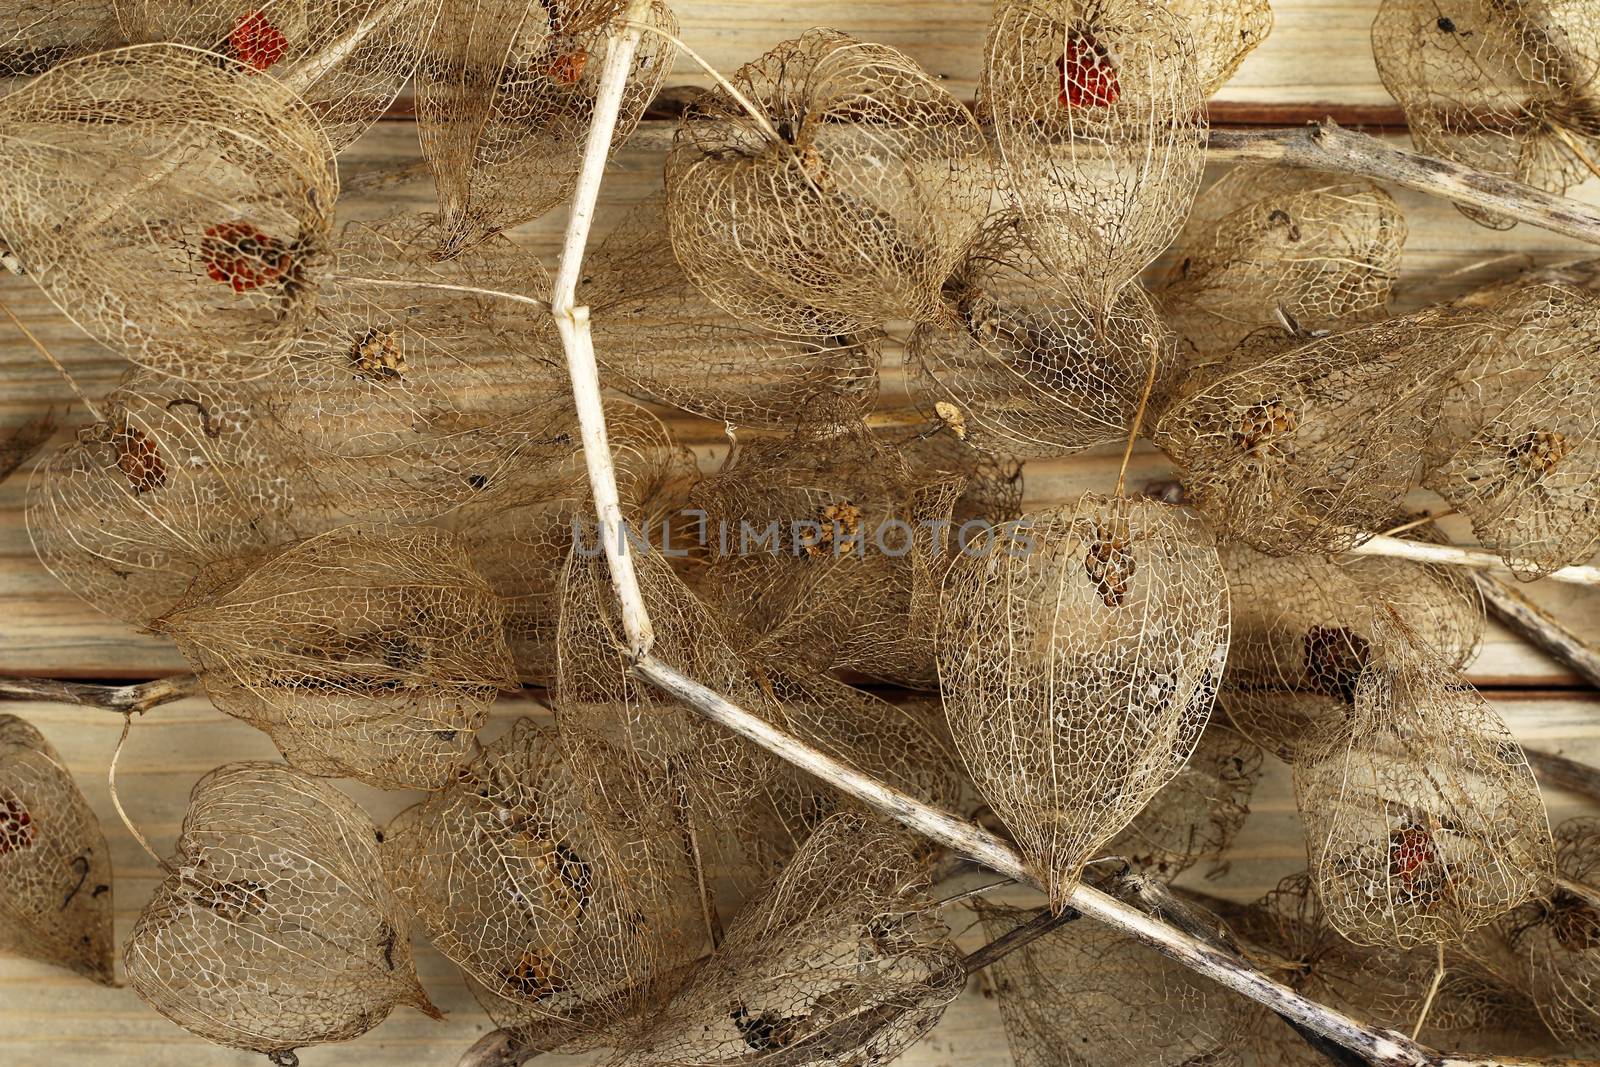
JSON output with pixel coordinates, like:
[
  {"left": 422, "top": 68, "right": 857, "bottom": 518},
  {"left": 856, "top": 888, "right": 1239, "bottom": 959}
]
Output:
[
  {"left": 688, "top": 414, "right": 967, "bottom": 688},
  {"left": 384, "top": 720, "right": 700, "bottom": 1051},
  {"left": 113, "top": 0, "right": 438, "bottom": 150},
  {"left": 665, "top": 28, "right": 989, "bottom": 336},
  {"left": 1162, "top": 0, "right": 1273, "bottom": 97},
  {"left": 1219, "top": 543, "right": 1484, "bottom": 761},
  {"left": 1293, "top": 645, "right": 1554, "bottom": 948},
  {"left": 981, "top": 0, "right": 1207, "bottom": 309},
  {"left": 151, "top": 523, "right": 516, "bottom": 789},
  {"left": 0, "top": 1, "right": 119, "bottom": 86},
  {"left": 1160, "top": 166, "right": 1407, "bottom": 358},
  {"left": 938, "top": 494, "right": 1229, "bottom": 909},
  {"left": 585, "top": 194, "right": 882, "bottom": 427},
  {"left": 604, "top": 813, "right": 966, "bottom": 1067},
  {"left": 0, "top": 715, "right": 114, "bottom": 984},
  {"left": 1153, "top": 309, "right": 1477, "bottom": 556},
  {"left": 125, "top": 762, "right": 440, "bottom": 1057},
  {"left": 1105, "top": 723, "right": 1263, "bottom": 882},
  {"left": 1502, "top": 818, "right": 1600, "bottom": 1049},
  {"left": 890, "top": 423, "right": 1026, "bottom": 530},
  {"left": 262, "top": 214, "right": 579, "bottom": 524},
  {"left": 1236, "top": 873, "right": 1548, "bottom": 1064},
  {"left": 1424, "top": 283, "right": 1600, "bottom": 580},
  {"left": 1373, "top": 0, "right": 1600, "bottom": 229},
  {"left": 976, "top": 900, "right": 1248, "bottom": 1067},
  {"left": 0, "top": 44, "right": 336, "bottom": 381},
  {"left": 27, "top": 373, "right": 296, "bottom": 626},
  {"left": 418, "top": 0, "right": 675, "bottom": 254},
  {"left": 908, "top": 212, "right": 1178, "bottom": 460}
]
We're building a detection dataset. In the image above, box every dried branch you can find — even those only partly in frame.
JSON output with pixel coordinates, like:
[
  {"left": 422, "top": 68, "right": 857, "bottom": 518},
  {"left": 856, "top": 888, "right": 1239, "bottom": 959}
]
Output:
[
  {"left": 1207, "top": 122, "right": 1600, "bottom": 246},
  {"left": 0, "top": 674, "right": 200, "bottom": 716},
  {"left": 1470, "top": 573, "right": 1600, "bottom": 689},
  {"left": 0, "top": 409, "right": 56, "bottom": 484},
  {"left": 1524, "top": 747, "right": 1600, "bottom": 804},
  {"left": 1349, "top": 535, "right": 1600, "bottom": 586}
]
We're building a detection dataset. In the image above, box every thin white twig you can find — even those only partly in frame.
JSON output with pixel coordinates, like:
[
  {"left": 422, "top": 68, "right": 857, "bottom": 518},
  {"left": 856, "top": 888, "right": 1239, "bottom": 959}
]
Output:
[{"left": 1351, "top": 535, "right": 1600, "bottom": 586}]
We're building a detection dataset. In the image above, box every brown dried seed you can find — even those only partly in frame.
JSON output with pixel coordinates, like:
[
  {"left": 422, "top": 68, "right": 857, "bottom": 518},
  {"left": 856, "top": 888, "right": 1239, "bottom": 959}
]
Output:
[
  {"left": 113, "top": 425, "right": 166, "bottom": 493},
  {"left": 1231, "top": 399, "right": 1300, "bottom": 454},
  {"left": 350, "top": 327, "right": 407, "bottom": 382},
  {"left": 804, "top": 499, "right": 863, "bottom": 558},
  {"left": 1084, "top": 520, "right": 1136, "bottom": 608},
  {"left": 1509, "top": 428, "right": 1572, "bottom": 476},
  {"left": 186, "top": 876, "right": 270, "bottom": 923},
  {"left": 502, "top": 949, "right": 566, "bottom": 1001}
]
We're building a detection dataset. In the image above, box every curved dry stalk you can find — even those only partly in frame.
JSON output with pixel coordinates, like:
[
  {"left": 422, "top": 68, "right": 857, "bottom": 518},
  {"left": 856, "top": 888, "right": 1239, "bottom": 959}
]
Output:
[
  {"left": 0, "top": 674, "right": 201, "bottom": 716},
  {"left": 1208, "top": 123, "right": 1600, "bottom": 246},
  {"left": 1470, "top": 573, "right": 1600, "bottom": 689},
  {"left": 1350, "top": 535, "right": 1600, "bottom": 586}
]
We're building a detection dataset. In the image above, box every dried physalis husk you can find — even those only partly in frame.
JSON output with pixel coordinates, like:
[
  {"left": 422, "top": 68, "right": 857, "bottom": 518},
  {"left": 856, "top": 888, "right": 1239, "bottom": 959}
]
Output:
[
  {"left": 1105, "top": 723, "right": 1263, "bottom": 882},
  {"left": 1373, "top": 0, "right": 1600, "bottom": 229},
  {"left": 1153, "top": 309, "right": 1476, "bottom": 556},
  {"left": 980, "top": 0, "right": 1207, "bottom": 308},
  {"left": 976, "top": 900, "right": 1249, "bottom": 1067},
  {"left": 27, "top": 372, "right": 295, "bottom": 627},
  {"left": 152, "top": 523, "right": 517, "bottom": 789},
  {"left": 689, "top": 415, "right": 967, "bottom": 687},
  {"left": 0, "top": 715, "right": 114, "bottom": 984},
  {"left": 264, "top": 214, "right": 578, "bottom": 523},
  {"left": 665, "top": 28, "right": 989, "bottom": 336},
  {"left": 1236, "top": 872, "right": 1547, "bottom": 1065},
  {"left": 1293, "top": 641, "right": 1554, "bottom": 948},
  {"left": 0, "top": 44, "right": 336, "bottom": 381},
  {"left": 125, "top": 762, "right": 440, "bottom": 1058},
  {"left": 586, "top": 194, "right": 882, "bottom": 427},
  {"left": 1501, "top": 817, "right": 1600, "bottom": 1050},
  {"left": 890, "top": 422, "right": 1026, "bottom": 530},
  {"left": 1219, "top": 543, "right": 1484, "bottom": 760},
  {"left": 419, "top": 0, "right": 675, "bottom": 254},
  {"left": 557, "top": 544, "right": 783, "bottom": 811},
  {"left": 384, "top": 720, "right": 699, "bottom": 1052},
  {"left": 1163, "top": 0, "right": 1273, "bottom": 96},
  {"left": 1424, "top": 283, "right": 1600, "bottom": 580},
  {"left": 1160, "top": 166, "right": 1407, "bottom": 357},
  {"left": 1, "top": 1, "right": 119, "bottom": 86},
  {"left": 451, "top": 401, "right": 694, "bottom": 686},
  {"left": 939, "top": 494, "right": 1229, "bottom": 908},
  {"left": 113, "top": 0, "right": 437, "bottom": 150},
  {"left": 908, "top": 212, "right": 1178, "bottom": 460},
  {"left": 605, "top": 813, "right": 966, "bottom": 1067}
]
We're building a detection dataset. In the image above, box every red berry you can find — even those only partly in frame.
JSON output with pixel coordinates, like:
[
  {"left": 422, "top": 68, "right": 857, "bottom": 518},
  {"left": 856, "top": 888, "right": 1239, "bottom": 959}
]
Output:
[
  {"left": 201, "top": 221, "right": 291, "bottom": 293},
  {"left": 228, "top": 10, "right": 289, "bottom": 72},
  {"left": 0, "top": 796, "right": 34, "bottom": 854},
  {"left": 1056, "top": 30, "right": 1120, "bottom": 109}
]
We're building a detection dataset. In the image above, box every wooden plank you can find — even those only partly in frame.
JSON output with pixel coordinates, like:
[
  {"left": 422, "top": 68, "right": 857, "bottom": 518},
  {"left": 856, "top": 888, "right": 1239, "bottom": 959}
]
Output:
[
  {"left": 2, "top": 691, "right": 1597, "bottom": 1066},
  {"left": 3, "top": 120, "right": 1599, "bottom": 680}
]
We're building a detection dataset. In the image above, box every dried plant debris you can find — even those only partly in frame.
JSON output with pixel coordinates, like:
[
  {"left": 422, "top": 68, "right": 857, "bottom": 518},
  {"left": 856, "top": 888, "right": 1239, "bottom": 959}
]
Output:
[
  {"left": 152, "top": 523, "right": 516, "bottom": 789},
  {"left": 1160, "top": 166, "right": 1407, "bottom": 357},
  {"left": 666, "top": 28, "right": 989, "bottom": 336},
  {"left": 1163, "top": 0, "right": 1273, "bottom": 97},
  {"left": 908, "top": 212, "right": 1179, "bottom": 460},
  {"left": 1424, "top": 282, "right": 1600, "bottom": 579},
  {"left": 27, "top": 373, "right": 296, "bottom": 626},
  {"left": 0, "top": 44, "right": 337, "bottom": 381},
  {"left": 605, "top": 813, "right": 966, "bottom": 1067},
  {"left": 1105, "top": 724, "right": 1263, "bottom": 882},
  {"left": 1293, "top": 640, "right": 1553, "bottom": 948},
  {"left": 1153, "top": 308, "right": 1479, "bottom": 556},
  {"left": 0, "top": 715, "right": 114, "bottom": 984},
  {"left": 981, "top": 0, "right": 1207, "bottom": 308},
  {"left": 125, "top": 763, "right": 440, "bottom": 1058},
  {"left": 688, "top": 415, "right": 968, "bottom": 687},
  {"left": 384, "top": 720, "right": 700, "bottom": 1051},
  {"left": 586, "top": 195, "right": 882, "bottom": 427},
  {"left": 939, "top": 494, "right": 1229, "bottom": 909},
  {"left": 0, "top": 1, "right": 119, "bottom": 83},
  {"left": 1220, "top": 544, "right": 1484, "bottom": 760},
  {"left": 1373, "top": 0, "right": 1600, "bottom": 228},
  {"left": 419, "top": 0, "right": 675, "bottom": 253},
  {"left": 264, "top": 215, "right": 578, "bottom": 523},
  {"left": 1499, "top": 817, "right": 1600, "bottom": 1050},
  {"left": 113, "top": 0, "right": 438, "bottom": 149}
]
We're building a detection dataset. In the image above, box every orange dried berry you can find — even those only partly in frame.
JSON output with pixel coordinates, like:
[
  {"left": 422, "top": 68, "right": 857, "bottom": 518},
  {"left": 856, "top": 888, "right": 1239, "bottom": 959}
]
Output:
[
  {"left": 227, "top": 10, "right": 290, "bottom": 72},
  {"left": 548, "top": 43, "right": 588, "bottom": 85},
  {"left": 0, "top": 794, "right": 35, "bottom": 854},
  {"left": 350, "top": 327, "right": 407, "bottom": 382},
  {"left": 1388, "top": 822, "right": 1444, "bottom": 906},
  {"left": 1232, "top": 399, "right": 1300, "bottom": 454},
  {"left": 805, "top": 500, "right": 862, "bottom": 558},
  {"left": 1301, "top": 625, "right": 1371, "bottom": 704},
  {"left": 1510, "top": 429, "right": 1572, "bottom": 476},
  {"left": 201, "top": 221, "right": 291, "bottom": 293},
  {"left": 503, "top": 949, "right": 567, "bottom": 1001},
  {"left": 1083, "top": 519, "right": 1136, "bottom": 608},
  {"left": 1056, "top": 29, "right": 1120, "bottom": 109},
  {"left": 113, "top": 424, "right": 166, "bottom": 494}
]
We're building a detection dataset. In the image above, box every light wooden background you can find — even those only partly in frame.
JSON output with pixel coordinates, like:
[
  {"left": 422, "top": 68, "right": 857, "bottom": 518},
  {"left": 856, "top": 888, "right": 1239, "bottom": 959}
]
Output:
[{"left": 4, "top": 2, "right": 1600, "bottom": 1065}]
